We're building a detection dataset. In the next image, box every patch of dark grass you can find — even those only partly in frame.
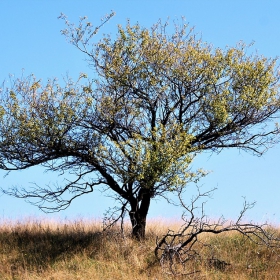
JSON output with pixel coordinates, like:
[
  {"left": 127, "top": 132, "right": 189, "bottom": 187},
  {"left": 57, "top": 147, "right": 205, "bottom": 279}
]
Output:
[{"left": 0, "top": 222, "right": 104, "bottom": 275}]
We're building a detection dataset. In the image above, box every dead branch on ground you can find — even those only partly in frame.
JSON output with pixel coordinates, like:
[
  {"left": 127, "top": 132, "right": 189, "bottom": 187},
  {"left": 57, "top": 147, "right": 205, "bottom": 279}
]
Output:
[{"left": 155, "top": 187, "right": 280, "bottom": 275}]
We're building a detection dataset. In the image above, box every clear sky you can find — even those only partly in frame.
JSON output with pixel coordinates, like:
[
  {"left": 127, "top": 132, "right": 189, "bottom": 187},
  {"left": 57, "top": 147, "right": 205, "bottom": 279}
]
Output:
[{"left": 0, "top": 0, "right": 280, "bottom": 225}]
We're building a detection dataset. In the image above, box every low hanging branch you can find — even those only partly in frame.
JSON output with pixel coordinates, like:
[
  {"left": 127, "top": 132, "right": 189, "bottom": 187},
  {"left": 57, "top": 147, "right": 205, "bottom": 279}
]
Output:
[{"left": 155, "top": 188, "right": 280, "bottom": 275}]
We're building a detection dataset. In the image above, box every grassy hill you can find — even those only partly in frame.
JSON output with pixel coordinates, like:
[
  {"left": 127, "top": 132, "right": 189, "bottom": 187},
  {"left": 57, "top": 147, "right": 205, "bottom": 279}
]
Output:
[{"left": 0, "top": 219, "right": 279, "bottom": 279}]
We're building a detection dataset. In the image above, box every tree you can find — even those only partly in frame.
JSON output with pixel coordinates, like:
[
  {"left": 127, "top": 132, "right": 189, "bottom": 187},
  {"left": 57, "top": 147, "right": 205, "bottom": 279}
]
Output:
[{"left": 0, "top": 16, "right": 280, "bottom": 239}]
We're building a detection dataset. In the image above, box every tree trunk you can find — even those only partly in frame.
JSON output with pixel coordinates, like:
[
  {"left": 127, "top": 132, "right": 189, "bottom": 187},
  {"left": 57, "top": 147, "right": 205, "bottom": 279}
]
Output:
[
  {"left": 129, "top": 191, "right": 151, "bottom": 240},
  {"left": 130, "top": 212, "right": 147, "bottom": 240}
]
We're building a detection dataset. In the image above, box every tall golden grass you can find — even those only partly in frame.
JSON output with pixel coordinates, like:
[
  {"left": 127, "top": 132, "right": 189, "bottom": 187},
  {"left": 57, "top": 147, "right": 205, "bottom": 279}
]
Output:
[{"left": 0, "top": 218, "right": 279, "bottom": 279}]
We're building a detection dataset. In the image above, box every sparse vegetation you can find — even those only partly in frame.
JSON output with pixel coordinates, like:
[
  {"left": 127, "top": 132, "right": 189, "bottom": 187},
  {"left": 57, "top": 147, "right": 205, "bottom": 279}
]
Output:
[{"left": 0, "top": 218, "right": 279, "bottom": 279}]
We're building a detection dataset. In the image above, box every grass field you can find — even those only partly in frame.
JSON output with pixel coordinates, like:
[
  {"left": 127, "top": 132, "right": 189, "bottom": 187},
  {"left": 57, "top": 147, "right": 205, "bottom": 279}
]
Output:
[{"left": 0, "top": 218, "right": 279, "bottom": 279}]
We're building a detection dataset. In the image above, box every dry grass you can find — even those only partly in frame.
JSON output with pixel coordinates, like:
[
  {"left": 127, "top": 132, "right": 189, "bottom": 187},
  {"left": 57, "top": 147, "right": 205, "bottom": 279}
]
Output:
[{"left": 0, "top": 218, "right": 279, "bottom": 279}]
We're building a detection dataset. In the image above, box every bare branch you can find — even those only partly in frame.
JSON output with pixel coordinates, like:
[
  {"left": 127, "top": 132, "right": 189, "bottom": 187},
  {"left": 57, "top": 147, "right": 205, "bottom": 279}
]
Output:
[{"left": 155, "top": 188, "right": 280, "bottom": 275}]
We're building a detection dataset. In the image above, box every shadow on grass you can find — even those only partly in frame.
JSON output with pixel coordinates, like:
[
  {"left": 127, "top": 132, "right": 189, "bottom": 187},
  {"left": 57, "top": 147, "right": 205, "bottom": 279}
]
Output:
[{"left": 0, "top": 225, "right": 106, "bottom": 273}]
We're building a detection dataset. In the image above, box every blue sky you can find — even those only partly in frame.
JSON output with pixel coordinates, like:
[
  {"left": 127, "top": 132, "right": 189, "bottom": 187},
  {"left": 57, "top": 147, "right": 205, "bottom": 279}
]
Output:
[{"left": 0, "top": 1, "right": 280, "bottom": 224}]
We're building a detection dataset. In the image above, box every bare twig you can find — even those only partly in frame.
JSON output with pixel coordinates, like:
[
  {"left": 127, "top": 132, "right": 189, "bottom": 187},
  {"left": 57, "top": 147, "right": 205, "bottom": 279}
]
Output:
[{"left": 155, "top": 187, "right": 280, "bottom": 275}]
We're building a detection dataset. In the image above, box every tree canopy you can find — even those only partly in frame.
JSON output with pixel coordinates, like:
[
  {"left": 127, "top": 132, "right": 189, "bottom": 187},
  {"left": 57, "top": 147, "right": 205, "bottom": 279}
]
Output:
[{"left": 1, "top": 16, "right": 280, "bottom": 239}]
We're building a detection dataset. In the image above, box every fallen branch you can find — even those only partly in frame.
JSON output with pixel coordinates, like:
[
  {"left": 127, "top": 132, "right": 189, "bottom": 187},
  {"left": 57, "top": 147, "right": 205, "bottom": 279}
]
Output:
[{"left": 155, "top": 187, "right": 280, "bottom": 275}]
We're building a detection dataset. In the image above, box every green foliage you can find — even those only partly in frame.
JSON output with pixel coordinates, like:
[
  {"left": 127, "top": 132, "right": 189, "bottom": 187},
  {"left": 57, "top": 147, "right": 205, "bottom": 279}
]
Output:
[{"left": 0, "top": 16, "right": 280, "bottom": 237}]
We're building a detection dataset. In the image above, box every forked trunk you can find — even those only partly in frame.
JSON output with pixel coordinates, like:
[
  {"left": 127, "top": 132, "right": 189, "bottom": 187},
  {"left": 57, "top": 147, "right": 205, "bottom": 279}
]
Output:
[
  {"left": 130, "top": 212, "right": 147, "bottom": 240},
  {"left": 129, "top": 191, "right": 151, "bottom": 240}
]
